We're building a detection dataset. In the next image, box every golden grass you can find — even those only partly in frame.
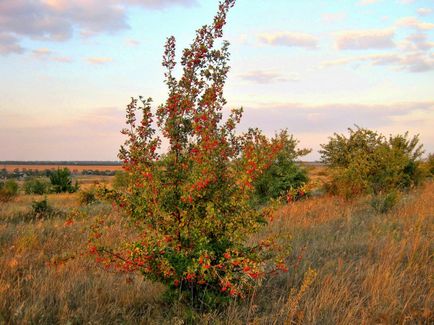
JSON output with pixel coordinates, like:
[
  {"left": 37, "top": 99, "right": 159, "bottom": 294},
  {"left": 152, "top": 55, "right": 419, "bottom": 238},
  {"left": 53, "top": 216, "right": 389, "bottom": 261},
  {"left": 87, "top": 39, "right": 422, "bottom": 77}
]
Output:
[{"left": 0, "top": 181, "right": 432, "bottom": 323}]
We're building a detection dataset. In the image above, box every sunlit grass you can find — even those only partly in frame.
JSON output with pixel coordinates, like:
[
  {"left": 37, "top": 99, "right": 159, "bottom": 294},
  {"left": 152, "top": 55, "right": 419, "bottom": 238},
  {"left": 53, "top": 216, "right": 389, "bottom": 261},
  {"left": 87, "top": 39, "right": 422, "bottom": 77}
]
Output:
[{"left": 0, "top": 178, "right": 432, "bottom": 323}]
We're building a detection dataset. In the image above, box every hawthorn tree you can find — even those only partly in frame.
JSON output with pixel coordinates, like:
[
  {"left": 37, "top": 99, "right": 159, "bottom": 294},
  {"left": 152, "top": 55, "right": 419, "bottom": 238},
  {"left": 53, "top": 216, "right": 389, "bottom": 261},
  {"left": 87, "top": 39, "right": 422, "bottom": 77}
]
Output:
[{"left": 94, "top": 0, "right": 290, "bottom": 306}]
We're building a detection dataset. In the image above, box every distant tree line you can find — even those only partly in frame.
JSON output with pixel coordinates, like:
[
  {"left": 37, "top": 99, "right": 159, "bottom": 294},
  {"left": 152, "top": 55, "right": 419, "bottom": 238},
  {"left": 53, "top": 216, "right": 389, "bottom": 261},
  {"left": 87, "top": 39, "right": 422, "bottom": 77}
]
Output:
[
  {"left": 0, "top": 168, "right": 117, "bottom": 179},
  {"left": 0, "top": 161, "right": 121, "bottom": 166}
]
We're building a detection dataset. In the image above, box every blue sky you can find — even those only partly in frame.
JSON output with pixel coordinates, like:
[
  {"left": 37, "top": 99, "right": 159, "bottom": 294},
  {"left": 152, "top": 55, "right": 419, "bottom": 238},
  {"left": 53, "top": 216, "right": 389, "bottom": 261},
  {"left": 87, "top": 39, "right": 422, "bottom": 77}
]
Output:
[{"left": 0, "top": 0, "right": 433, "bottom": 160}]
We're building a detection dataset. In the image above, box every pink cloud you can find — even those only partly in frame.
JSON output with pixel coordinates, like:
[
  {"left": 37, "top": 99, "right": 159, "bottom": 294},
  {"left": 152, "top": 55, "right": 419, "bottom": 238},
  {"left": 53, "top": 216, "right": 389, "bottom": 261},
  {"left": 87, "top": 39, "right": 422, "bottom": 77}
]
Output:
[
  {"left": 0, "top": 0, "right": 198, "bottom": 56},
  {"left": 396, "top": 17, "right": 434, "bottom": 30},
  {"left": 321, "top": 52, "right": 434, "bottom": 73},
  {"left": 417, "top": 8, "right": 433, "bottom": 17},
  {"left": 334, "top": 29, "right": 395, "bottom": 50},
  {"left": 359, "top": 0, "right": 381, "bottom": 5},
  {"left": 322, "top": 12, "right": 347, "bottom": 23},
  {"left": 258, "top": 31, "right": 318, "bottom": 49},
  {"left": 239, "top": 70, "right": 299, "bottom": 84},
  {"left": 86, "top": 57, "right": 113, "bottom": 64},
  {"left": 0, "top": 33, "right": 25, "bottom": 55}
]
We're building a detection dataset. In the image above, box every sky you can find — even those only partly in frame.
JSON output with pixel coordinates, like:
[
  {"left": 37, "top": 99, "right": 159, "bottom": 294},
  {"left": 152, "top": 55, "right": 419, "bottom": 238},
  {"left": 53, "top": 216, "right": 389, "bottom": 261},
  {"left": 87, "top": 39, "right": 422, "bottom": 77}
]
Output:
[{"left": 0, "top": 0, "right": 433, "bottom": 161}]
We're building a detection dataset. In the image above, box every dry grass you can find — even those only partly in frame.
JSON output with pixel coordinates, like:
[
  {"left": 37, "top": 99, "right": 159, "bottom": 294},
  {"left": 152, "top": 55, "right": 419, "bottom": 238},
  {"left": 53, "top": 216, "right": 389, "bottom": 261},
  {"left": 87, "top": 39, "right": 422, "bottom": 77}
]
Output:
[{"left": 0, "top": 180, "right": 432, "bottom": 324}]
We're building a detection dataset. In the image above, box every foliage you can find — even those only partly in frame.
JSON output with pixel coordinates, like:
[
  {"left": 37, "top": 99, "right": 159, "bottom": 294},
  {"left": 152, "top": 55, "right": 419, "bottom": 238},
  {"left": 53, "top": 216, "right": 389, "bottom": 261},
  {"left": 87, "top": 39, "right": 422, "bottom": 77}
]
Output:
[
  {"left": 320, "top": 127, "right": 424, "bottom": 198},
  {"left": 79, "top": 188, "right": 98, "bottom": 205},
  {"left": 24, "top": 178, "right": 49, "bottom": 195},
  {"left": 94, "top": 0, "right": 289, "bottom": 307},
  {"left": 112, "top": 170, "right": 130, "bottom": 190},
  {"left": 370, "top": 191, "right": 399, "bottom": 214},
  {"left": 252, "top": 130, "right": 310, "bottom": 206},
  {"left": 0, "top": 179, "right": 19, "bottom": 202},
  {"left": 31, "top": 197, "right": 51, "bottom": 215},
  {"left": 424, "top": 153, "right": 434, "bottom": 176},
  {"left": 49, "top": 168, "right": 79, "bottom": 193}
]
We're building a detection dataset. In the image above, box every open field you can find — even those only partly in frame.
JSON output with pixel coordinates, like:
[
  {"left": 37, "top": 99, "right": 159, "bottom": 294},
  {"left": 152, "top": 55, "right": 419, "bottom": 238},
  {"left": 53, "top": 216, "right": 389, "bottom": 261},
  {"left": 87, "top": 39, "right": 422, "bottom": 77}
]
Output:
[{"left": 0, "top": 172, "right": 432, "bottom": 324}]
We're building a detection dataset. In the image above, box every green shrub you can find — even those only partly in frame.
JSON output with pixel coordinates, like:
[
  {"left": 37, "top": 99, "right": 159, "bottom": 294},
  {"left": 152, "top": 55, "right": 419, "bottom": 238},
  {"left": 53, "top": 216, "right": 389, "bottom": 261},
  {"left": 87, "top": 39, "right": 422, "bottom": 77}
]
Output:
[
  {"left": 426, "top": 153, "right": 434, "bottom": 176},
  {"left": 31, "top": 197, "right": 51, "bottom": 215},
  {"left": 252, "top": 130, "right": 310, "bottom": 206},
  {"left": 112, "top": 170, "right": 130, "bottom": 190},
  {"left": 0, "top": 179, "right": 19, "bottom": 202},
  {"left": 320, "top": 127, "right": 424, "bottom": 198},
  {"left": 49, "top": 168, "right": 79, "bottom": 193},
  {"left": 24, "top": 178, "right": 49, "bottom": 195},
  {"left": 370, "top": 191, "right": 399, "bottom": 214},
  {"left": 79, "top": 188, "right": 98, "bottom": 205}
]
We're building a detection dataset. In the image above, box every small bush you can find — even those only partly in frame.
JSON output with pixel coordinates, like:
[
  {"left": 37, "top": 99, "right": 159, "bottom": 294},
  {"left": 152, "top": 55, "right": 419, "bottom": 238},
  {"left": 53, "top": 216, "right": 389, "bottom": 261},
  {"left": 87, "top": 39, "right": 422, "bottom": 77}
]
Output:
[
  {"left": 31, "top": 197, "right": 51, "bottom": 215},
  {"left": 252, "top": 130, "right": 310, "bottom": 206},
  {"left": 49, "top": 168, "right": 79, "bottom": 193},
  {"left": 112, "top": 171, "right": 130, "bottom": 190},
  {"left": 24, "top": 178, "right": 49, "bottom": 195},
  {"left": 0, "top": 179, "right": 19, "bottom": 202},
  {"left": 320, "top": 127, "right": 424, "bottom": 198},
  {"left": 370, "top": 191, "right": 399, "bottom": 213},
  {"left": 78, "top": 188, "right": 98, "bottom": 205},
  {"left": 425, "top": 153, "right": 434, "bottom": 176}
]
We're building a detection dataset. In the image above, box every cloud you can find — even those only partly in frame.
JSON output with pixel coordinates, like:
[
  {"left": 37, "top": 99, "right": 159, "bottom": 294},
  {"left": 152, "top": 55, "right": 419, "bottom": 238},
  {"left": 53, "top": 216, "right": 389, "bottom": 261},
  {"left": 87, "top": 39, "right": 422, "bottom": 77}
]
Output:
[
  {"left": 238, "top": 101, "right": 434, "bottom": 136},
  {"left": 31, "top": 47, "right": 73, "bottom": 63},
  {"left": 321, "top": 12, "right": 347, "bottom": 23},
  {"left": 0, "top": 1, "right": 126, "bottom": 46},
  {"left": 401, "top": 33, "right": 434, "bottom": 51},
  {"left": 52, "top": 56, "right": 73, "bottom": 63},
  {"left": 0, "top": 107, "right": 125, "bottom": 160},
  {"left": 235, "top": 101, "right": 434, "bottom": 160},
  {"left": 396, "top": 17, "right": 434, "bottom": 30},
  {"left": 359, "top": 0, "right": 381, "bottom": 5},
  {"left": 0, "top": 33, "right": 25, "bottom": 55},
  {"left": 238, "top": 70, "right": 300, "bottom": 84},
  {"left": 124, "top": 0, "right": 197, "bottom": 9},
  {"left": 320, "top": 51, "right": 434, "bottom": 73},
  {"left": 258, "top": 32, "right": 318, "bottom": 49},
  {"left": 125, "top": 38, "right": 140, "bottom": 47},
  {"left": 334, "top": 29, "right": 395, "bottom": 50},
  {"left": 32, "top": 48, "right": 52, "bottom": 58},
  {"left": 417, "top": 8, "right": 433, "bottom": 16},
  {"left": 86, "top": 57, "right": 113, "bottom": 64},
  {"left": 400, "top": 53, "right": 434, "bottom": 72},
  {"left": 0, "top": 0, "right": 198, "bottom": 56}
]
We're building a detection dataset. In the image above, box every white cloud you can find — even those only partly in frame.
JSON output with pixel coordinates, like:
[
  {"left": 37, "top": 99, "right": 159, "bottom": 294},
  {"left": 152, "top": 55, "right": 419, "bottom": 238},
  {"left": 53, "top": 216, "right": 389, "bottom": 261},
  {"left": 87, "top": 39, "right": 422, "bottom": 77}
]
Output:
[
  {"left": 320, "top": 52, "right": 434, "bottom": 73},
  {"left": 86, "top": 57, "right": 113, "bottom": 64},
  {"left": 236, "top": 101, "right": 434, "bottom": 160},
  {"left": 30, "top": 47, "right": 73, "bottom": 63},
  {"left": 124, "top": 0, "right": 197, "bottom": 9},
  {"left": 258, "top": 32, "right": 318, "bottom": 49},
  {"left": 0, "top": 33, "right": 25, "bottom": 55},
  {"left": 125, "top": 38, "right": 140, "bottom": 47},
  {"left": 321, "top": 12, "right": 347, "bottom": 23},
  {"left": 396, "top": 17, "right": 434, "bottom": 30},
  {"left": 0, "top": 0, "right": 198, "bottom": 56},
  {"left": 400, "top": 33, "right": 434, "bottom": 51},
  {"left": 52, "top": 56, "right": 73, "bottom": 63},
  {"left": 334, "top": 29, "right": 395, "bottom": 50},
  {"left": 417, "top": 8, "right": 433, "bottom": 16},
  {"left": 238, "top": 70, "right": 300, "bottom": 84},
  {"left": 32, "top": 48, "right": 51, "bottom": 58},
  {"left": 359, "top": 0, "right": 381, "bottom": 5}
]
